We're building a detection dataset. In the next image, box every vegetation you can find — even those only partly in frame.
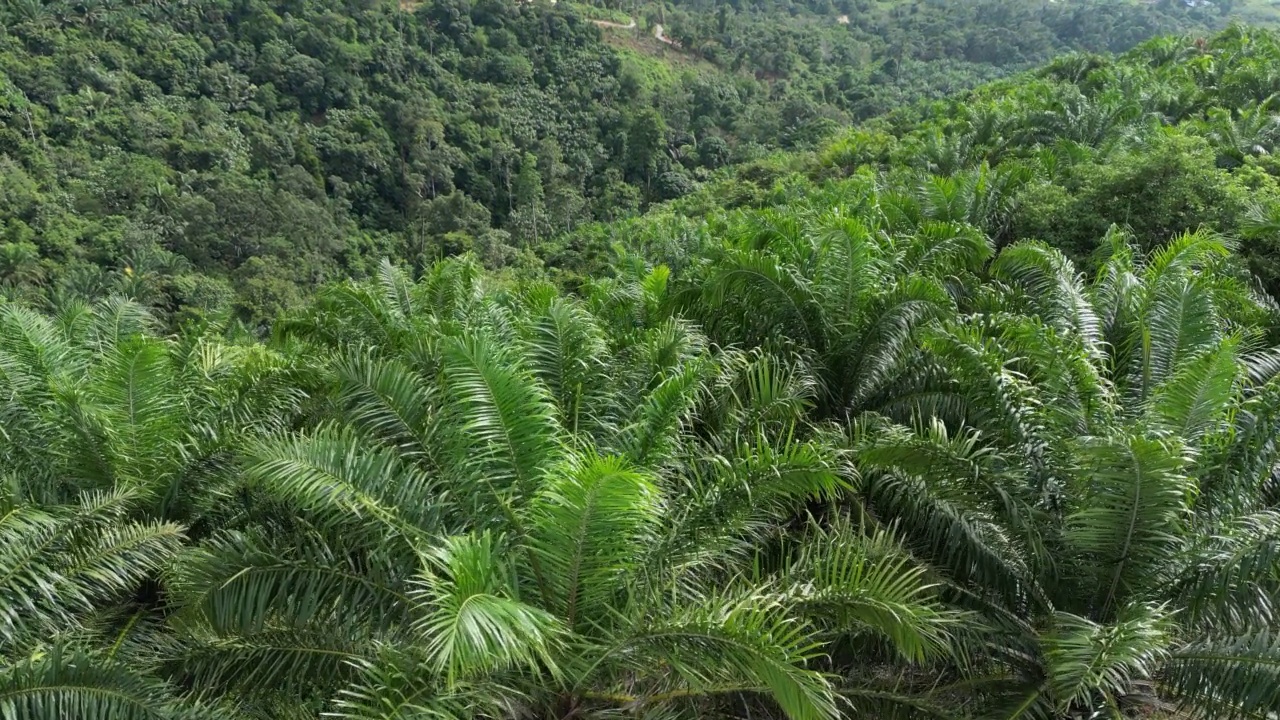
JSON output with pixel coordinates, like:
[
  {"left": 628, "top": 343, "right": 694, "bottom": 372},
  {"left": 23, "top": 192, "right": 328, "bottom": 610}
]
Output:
[
  {"left": 10, "top": 3, "right": 1280, "bottom": 718},
  {"left": 6, "top": 193, "right": 1280, "bottom": 718},
  {"left": 0, "top": 0, "right": 1248, "bottom": 325}
]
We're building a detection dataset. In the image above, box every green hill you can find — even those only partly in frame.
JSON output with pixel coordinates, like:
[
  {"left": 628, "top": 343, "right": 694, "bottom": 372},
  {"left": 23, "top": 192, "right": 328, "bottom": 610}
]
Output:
[
  {"left": 7, "top": 11, "right": 1280, "bottom": 720},
  {"left": 551, "top": 24, "right": 1280, "bottom": 300},
  {"left": 0, "top": 0, "right": 1251, "bottom": 327}
]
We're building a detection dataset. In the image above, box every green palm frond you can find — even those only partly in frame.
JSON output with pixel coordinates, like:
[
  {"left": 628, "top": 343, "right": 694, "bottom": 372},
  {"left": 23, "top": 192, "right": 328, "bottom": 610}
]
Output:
[
  {"left": 920, "top": 321, "right": 1047, "bottom": 458},
  {"left": 334, "top": 351, "right": 440, "bottom": 467},
  {"left": 782, "top": 521, "right": 957, "bottom": 663},
  {"left": 1144, "top": 336, "right": 1240, "bottom": 444},
  {"left": 1089, "top": 227, "right": 1142, "bottom": 351},
  {"left": 169, "top": 625, "right": 371, "bottom": 700},
  {"left": 377, "top": 259, "right": 416, "bottom": 320},
  {"left": 241, "top": 424, "right": 439, "bottom": 537},
  {"left": 1142, "top": 230, "right": 1233, "bottom": 287},
  {"left": 0, "top": 644, "right": 196, "bottom": 720},
  {"left": 439, "top": 331, "right": 562, "bottom": 515},
  {"left": 697, "top": 247, "right": 828, "bottom": 352},
  {"left": 854, "top": 417, "right": 1045, "bottom": 613},
  {"left": 1162, "top": 630, "right": 1280, "bottom": 720},
  {"left": 87, "top": 296, "right": 157, "bottom": 351},
  {"left": 1042, "top": 605, "right": 1172, "bottom": 713},
  {"left": 89, "top": 336, "right": 187, "bottom": 491},
  {"left": 992, "top": 314, "right": 1114, "bottom": 437},
  {"left": 0, "top": 303, "right": 86, "bottom": 383},
  {"left": 898, "top": 221, "right": 992, "bottom": 278},
  {"left": 652, "top": 435, "right": 845, "bottom": 577},
  {"left": 280, "top": 282, "right": 409, "bottom": 353},
  {"left": 0, "top": 490, "right": 184, "bottom": 641},
  {"left": 705, "top": 349, "right": 819, "bottom": 438},
  {"left": 412, "top": 532, "right": 564, "bottom": 687},
  {"left": 989, "top": 242, "right": 1102, "bottom": 356},
  {"left": 526, "top": 453, "right": 660, "bottom": 630},
  {"left": 165, "top": 529, "right": 412, "bottom": 636},
  {"left": 1066, "top": 433, "right": 1193, "bottom": 615},
  {"left": 839, "top": 276, "right": 951, "bottom": 415},
  {"left": 617, "top": 353, "right": 707, "bottom": 466},
  {"left": 1202, "top": 374, "right": 1280, "bottom": 518},
  {"left": 813, "top": 213, "right": 887, "bottom": 318},
  {"left": 596, "top": 594, "right": 838, "bottom": 720},
  {"left": 332, "top": 651, "right": 494, "bottom": 720},
  {"left": 520, "top": 297, "right": 612, "bottom": 438},
  {"left": 839, "top": 685, "right": 962, "bottom": 720},
  {"left": 1172, "top": 511, "right": 1280, "bottom": 631},
  {"left": 1126, "top": 276, "right": 1222, "bottom": 403}
]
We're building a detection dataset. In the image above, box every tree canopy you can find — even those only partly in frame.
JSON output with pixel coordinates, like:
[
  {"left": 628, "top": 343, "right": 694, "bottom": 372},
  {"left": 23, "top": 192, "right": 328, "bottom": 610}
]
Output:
[
  {"left": 8, "top": 9, "right": 1280, "bottom": 720},
  {"left": 0, "top": 0, "right": 1248, "bottom": 325}
]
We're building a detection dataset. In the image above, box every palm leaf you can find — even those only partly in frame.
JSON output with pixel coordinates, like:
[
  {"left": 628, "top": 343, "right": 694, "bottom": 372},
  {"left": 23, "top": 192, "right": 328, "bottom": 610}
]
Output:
[
  {"left": 439, "top": 331, "right": 562, "bottom": 518},
  {"left": 526, "top": 453, "right": 660, "bottom": 630},
  {"left": 1066, "top": 433, "right": 1193, "bottom": 615},
  {"left": 595, "top": 594, "right": 838, "bottom": 720},
  {"left": 0, "top": 645, "right": 195, "bottom": 720},
  {"left": 411, "top": 532, "right": 563, "bottom": 687},
  {"left": 1042, "top": 605, "right": 1171, "bottom": 712},
  {"left": 1162, "top": 630, "right": 1280, "bottom": 720}
]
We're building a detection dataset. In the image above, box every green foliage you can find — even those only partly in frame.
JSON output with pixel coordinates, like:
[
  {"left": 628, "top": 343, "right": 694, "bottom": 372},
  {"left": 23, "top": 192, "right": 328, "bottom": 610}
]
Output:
[
  {"left": 0, "top": 0, "right": 1253, "bottom": 324},
  {"left": 14, "top": 14, "right": 1280, "bottom": 720}
]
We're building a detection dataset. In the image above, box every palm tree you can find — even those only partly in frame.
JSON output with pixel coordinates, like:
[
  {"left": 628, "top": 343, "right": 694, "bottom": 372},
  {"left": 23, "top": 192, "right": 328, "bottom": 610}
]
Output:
[
  {"left": 843, "top": 230, "right": 1280, "bottom": 719},
  {"left": 677, "top": 199, "right": 1002, "bottom": 422},
  {"left": 1195, "top": 101, "right": 1280, "bottom": 166},
  {"left": 0, "top": 296, "right": 313, "bottom": 717},
  {"left": 161, "top": 258, "right": 954, "bottom": 719}
]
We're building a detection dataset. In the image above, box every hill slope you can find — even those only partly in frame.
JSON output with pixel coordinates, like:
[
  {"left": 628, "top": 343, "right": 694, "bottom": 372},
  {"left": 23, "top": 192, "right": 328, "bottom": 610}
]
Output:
[
  {"left": 0, "top": 0, "right": 1257, "bottom": 326},
  {"left": 6, "top": 24, "right": 1280, "bottom": 720},
  {"left": 550, "top": 24, "right": 1280, "bottom": 303}
]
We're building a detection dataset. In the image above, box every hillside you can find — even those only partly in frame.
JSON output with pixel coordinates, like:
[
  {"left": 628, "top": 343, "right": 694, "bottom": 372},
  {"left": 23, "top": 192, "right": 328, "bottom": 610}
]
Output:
[
  {"left": 7, "top": 22, "right": 1280, "bottom": 720},
  {"left": 0, "top": 0, "right": 1256, "bottom": 327},
  {"left": 549, "top": 24, "right": 1280, "bottom": 301}
]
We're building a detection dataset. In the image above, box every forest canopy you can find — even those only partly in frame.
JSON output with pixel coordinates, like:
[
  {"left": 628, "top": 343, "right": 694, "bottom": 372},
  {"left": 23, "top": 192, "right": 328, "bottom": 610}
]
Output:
[
  {"left": 7, "top": 0, "right": 1280, "bottom": 715},
  {"left": 0, "top": 0, "right": 1247, "bottom": 325}
]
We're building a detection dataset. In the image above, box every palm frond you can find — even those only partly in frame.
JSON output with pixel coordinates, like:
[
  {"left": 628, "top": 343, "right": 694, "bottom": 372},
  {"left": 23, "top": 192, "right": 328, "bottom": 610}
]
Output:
[
  {"left": 332, "top": 652, "right": 495, "bottom": 720},
  {"left": 412, "top": 532, "right": 564, "bottom": 687},
  {"left": 520, "top": 297, "right": 612, "bottom": 438},
  {"left": 1043, "top": 605, "right": 1171, "bottom": 712},
  {"left": 1145, "top": 337, "right": 1240, "bottom": 444},
  {"left": 597, "top": 594, "right": 838, "bottom": 720},
  {"left": 839, "top": 276, "right": 950, "bottom": 414},
  {"left": 1172, "top": 511, "right": 1280, "bottom": 631},
  {"left": 782, "top": 521, "right": 958, "bottom": 664},
  {"left": 241, "top": 424, "right": 439, "bottom": 537},
  {"left": 0, "top": 490, "right": 184, "bottom": 640},
  {"left": 526, "top": 453, "right": 660, "bottom": 630},
  {"left": 989, "top": 242, "right": 1102, "bottom": 356},
  {"left": 89, "top": 336, "right": 187, "bottom": 491},
  {"left": 1066, "top": 433, "right": 1193, "bottom": 615},
  {"left": 0, "top": 645, "right": 195, "bottom": 720},
  {"left": 169, "top": 625, "right": 370, "bottom": 700},
  {"left": 439, "top": 331, "right": 562, "bottom": 516},
  {"left": 165, "top": 529, "right": 412, "bottom": 636},
  {"left": 334, "top": 351, "right": 440, "bottom": 468},
  {"left": 1163, "top": 629, "right": 1280, "bottom": 720}
]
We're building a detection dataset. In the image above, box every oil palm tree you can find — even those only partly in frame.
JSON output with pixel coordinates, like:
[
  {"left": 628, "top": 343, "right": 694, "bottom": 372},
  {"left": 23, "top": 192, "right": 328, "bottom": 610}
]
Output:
[
  {"left": 844, "top": 230, "right": 1280, "bottom": 720},
  {"left": 0, "top": 296, "right": 314, "bottom": 718},
  {"left": 161, "top": 258, "right": 956, "bottom": 719}
]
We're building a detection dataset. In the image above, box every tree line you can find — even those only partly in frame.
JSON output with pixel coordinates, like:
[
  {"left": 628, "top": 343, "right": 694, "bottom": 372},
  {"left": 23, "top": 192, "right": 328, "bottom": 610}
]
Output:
[{"left": 0, "top": 0, "right": 1238, "bottom": 326}]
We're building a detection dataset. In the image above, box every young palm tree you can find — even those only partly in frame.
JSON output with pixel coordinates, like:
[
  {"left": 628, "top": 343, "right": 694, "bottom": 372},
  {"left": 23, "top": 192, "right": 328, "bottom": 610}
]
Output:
[
  {"left": 843, "top": 230, "right": 1280, "bottom": 719},
  {"left": 0, "top": 296, "right": 313, "bottom": 718},
  {"left": 677, "top": 204, "right": 988, "bottom": 422},
  {"left": 161, "top": 259, "right": 955, "bottom": 719}
]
